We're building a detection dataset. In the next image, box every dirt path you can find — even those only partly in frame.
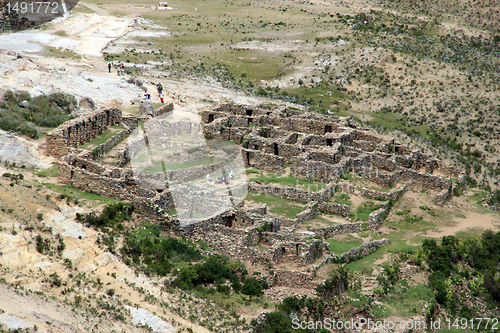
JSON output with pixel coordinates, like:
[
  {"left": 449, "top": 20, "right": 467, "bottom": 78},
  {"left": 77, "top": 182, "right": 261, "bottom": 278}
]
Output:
[{"left": 425, "top": 209, "right": 500, "bottom": 238}]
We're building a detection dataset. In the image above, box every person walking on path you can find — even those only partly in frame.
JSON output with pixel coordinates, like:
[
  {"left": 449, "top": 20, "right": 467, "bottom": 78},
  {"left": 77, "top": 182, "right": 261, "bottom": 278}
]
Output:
[
  {"left": 120, "top": 63, "right": 125, "bottom": 76},
  {"left": 108, "top": 62, "right": 111, "bottom": 73},
  {"left": 117, "top": 64, "right": 121, "bottom": 76},
  {"left": 159, "top": 93, "right": 164, "bottom": 103},
  {"left": 157, "top": 83, "right": 163, "bottom": 96}
]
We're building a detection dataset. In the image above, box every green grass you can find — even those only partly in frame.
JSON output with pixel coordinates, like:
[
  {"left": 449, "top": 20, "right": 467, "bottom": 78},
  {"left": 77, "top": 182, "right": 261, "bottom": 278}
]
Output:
[
  {"left": 367, "top": 111, "right": 429, "bottom": 138},
  {"left": 246, "top": 191, "right": 304, "bottom": 219},
  {"left": 36, "top": 165, "right": 58, "bottom": 178},
  {"left": 120, "top": 105, "right": 140, "bottom": 115},
  {"left": 221, "top": 139, "right": 236, "bottom": 146},
  {"left": 219, "top": 49, "right": 289, "bottom": 82},
  {"left": 79, "top": 125, "right": 123, "bottom": 149},
  {"left": 141, "top": 157, "right": 223, "bottom": 173},
  {"left": 43, "top": 183, "right": 120, "bottom": 204},
  {"left": 307, "top": 215, "right": 335, "bottom": 226},
  {"left": 333, "top": 193, "right": 351, "bottom": 205},
  {"left": 327, "top": 238, "right": 363, "bottom": 255},
  {"left": 43, "top": 46, "right": 80, "bottom": 59},
  {"left": 372, "top": 280, "right": 433, "bottom": 319},
  {"left": 285, "top": 83, "right": 349, "bottom": 114},
  {"left": 250, "top": 173, "right": 326, "bottom": 191},
  {"left": 346, "top": 232, "right": 419, "bottom": 273},
  {"left": 355, "top": 201, "right": 379, "bottom": 221}
]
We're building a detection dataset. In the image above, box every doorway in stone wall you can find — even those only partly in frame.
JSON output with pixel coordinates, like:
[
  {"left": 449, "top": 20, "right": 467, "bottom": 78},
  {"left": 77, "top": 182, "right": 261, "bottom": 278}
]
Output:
[
  {"left": 208, "top": 114, "right": 214, "bottom": 123},
  {"left": 272, "top": 143, "right": 279, "bottom": 155},
  {"left": 326, "top": 138, "right": 333, "bottom": 146}
]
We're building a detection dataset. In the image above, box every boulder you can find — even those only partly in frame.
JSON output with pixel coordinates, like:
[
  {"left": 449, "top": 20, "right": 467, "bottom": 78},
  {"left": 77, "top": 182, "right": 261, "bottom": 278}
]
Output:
[
  {"left": 78, "top": 97, "right": 95, "bottom": 110},
  {"left": 127, "top": 76, "right": 136, "bottom": 84},
  {"left": 139, "top": 100, "right": 154, "bottom": 116},
  {"left": 135, "top": 79, "right": 144, "bottom": 87},
  {"left": 19, "top": 100, "right": 30, "bottom": 108},
  {"left": 140, "top": 86, "right": 148, "bottom": 93}
]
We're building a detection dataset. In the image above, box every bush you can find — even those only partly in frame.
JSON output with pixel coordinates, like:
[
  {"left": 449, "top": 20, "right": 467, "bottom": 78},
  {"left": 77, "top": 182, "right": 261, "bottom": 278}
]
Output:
[
  {"left": 77, "top": 203, "right": 134, "bottom": 229},
  {"left": 0, "top": 90, "right": 76, "bottom": 137},
  {"left": 172, "top": 255, "right": 240, "bottom": 290},
  {"left": 49, "top": 272, "right": 62, "bottom": 287},
  {"left": 241, "top": 277, "right": 263, "bottom": 296},
  {"left": 316, "top": 266, "right": 349, "bottom": 299},
  {"left": 122, "top": 231, "right": 200, "bottom": 276}
]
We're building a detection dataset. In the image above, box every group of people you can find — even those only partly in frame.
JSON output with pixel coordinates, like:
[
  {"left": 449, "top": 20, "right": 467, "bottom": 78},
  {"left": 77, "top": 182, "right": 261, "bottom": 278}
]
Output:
[
  {"left": 207, "top": 170, "right": 235, "bottom": 186},
  {"left": 108, "top": 62, "right": 126, "bottom": 76},
  {"left": 107, "top": 62, "right": 166, "bottom": 103},
  {"left": 157, "top": 83, "right": 164, "bottom": 103}
]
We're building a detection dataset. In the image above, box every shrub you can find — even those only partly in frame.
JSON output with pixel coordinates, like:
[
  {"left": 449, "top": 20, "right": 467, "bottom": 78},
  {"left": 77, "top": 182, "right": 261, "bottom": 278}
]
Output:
[
  {"left": 316, "top": 266, "right": 349, "bottom": 299},
  {"left": 0, "top": 91, "right": 76, "bottom": 137},
  {"left": 49, "top": 272, "right": 62, "bottom": 287},
  {"left": 77, "top": 203, "right": 134, "bottom": 229},
  {"left": 241, "top": 277, "right": 263, "bottom": 296}
]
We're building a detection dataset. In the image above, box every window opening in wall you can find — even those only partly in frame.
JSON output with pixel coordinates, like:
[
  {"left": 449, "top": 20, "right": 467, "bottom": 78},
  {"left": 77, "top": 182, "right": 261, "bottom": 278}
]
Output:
[
  {"left": 326, "top": 138, "right": 333, "bottom": 146},
  {"left": 208, "top": 114, "right": 214, "bottom": 123},
  {"left": 296, "top": 244, "right": 300, "bottom": 255},
  {"left": 325, "top": 125, "right": 333, "bottom": 134},
  {"left": 246, "top": 109, "right": 253, "bottom": 116},
  {"left": 273, "top": 143, "right": 279, "bottom": 155}
]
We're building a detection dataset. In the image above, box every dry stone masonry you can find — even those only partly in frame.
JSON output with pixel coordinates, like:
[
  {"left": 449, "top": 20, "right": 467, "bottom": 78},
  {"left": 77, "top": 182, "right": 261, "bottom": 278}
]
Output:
[{"left": 46, "top": 102, "right": 464, "bottom": 286}]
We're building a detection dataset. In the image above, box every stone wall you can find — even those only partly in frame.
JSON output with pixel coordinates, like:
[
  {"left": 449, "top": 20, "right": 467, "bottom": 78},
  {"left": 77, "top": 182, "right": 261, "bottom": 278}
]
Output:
[
  {"left": 317, "top": 202, "right": 351, "bottom": 218},
  {"left": 295, "top": 201, "right": 319, "bottom": 223},
  {"left": 46, "top": 108, "right": 122, "bottom": 157},
  {"left": 252, "top": 152, "right": 284, "bottom": 174},
  {"left": 311, "top": 221, "right": 363, "bottom": 239},
  {"left": 247, "top": 181, "right": 335, "bottom": 203},
  {"left": 291, "top": 158, "right": 351, "bottom": 182},
  {"left": 272, "top": 269, "right": 319, "bottom": 289},
  {"left": 90, "top": 129, "right": 130, "bottom": 160},
  {"left": 155, "top": 103, "right": 174, "bottom": 117},
  {"left": 312, "top": 238, "right": 391, "bottom": 274},
  {"left": 57, "top": 154, "right": 173, "bottom": 218}
]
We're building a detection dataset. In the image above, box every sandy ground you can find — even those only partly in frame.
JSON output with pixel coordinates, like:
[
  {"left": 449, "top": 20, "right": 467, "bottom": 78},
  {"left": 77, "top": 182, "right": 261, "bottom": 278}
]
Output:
[{"left": 0, "top": 283, "right": 149, "bottom": 332}]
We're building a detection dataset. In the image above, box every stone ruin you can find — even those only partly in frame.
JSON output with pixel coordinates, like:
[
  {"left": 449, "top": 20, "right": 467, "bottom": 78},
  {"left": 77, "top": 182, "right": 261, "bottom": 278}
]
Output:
[{"left": 46, "top": 102, "right": 464, "bottom": 289}]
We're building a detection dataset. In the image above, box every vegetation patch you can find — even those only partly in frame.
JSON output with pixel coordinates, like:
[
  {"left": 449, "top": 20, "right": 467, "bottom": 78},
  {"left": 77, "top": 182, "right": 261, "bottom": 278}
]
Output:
[
  {"left": 246, "top": 191, "right": 304, "bottom": 219},
  {"left": 0, "top": 91, "right": 76, "bottom": 137},
  {"left": 250, "top": 172, "right": 327, "bottom": 191}
]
